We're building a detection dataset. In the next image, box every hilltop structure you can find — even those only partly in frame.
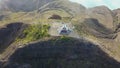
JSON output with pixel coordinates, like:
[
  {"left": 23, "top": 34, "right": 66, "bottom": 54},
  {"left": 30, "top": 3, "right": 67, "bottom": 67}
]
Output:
[{"left": 58, "top": 24, "right": 72, "bottom": 35}]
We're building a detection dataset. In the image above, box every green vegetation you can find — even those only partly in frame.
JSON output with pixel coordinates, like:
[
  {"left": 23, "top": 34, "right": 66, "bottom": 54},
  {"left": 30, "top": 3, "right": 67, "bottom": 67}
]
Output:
[
  {"left": 50, "top": 36, "right": 73, "bottom": 46},
  {"left": 16, "top": 24, "right": 50, "bottom": 43},
  {"left": 60, "top": 36, "right": 72, "bottom": 41}
]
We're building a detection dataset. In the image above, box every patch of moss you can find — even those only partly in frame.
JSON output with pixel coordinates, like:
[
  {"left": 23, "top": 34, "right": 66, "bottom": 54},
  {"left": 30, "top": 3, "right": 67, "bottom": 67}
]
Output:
[{"left": 60, "top": 36, "right": 71, "bottom": 41}]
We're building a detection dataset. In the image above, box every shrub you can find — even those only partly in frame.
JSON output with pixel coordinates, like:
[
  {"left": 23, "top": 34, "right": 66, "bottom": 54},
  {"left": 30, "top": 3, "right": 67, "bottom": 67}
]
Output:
[{"left": 16, "top": 24, "right": 50, "bottom": 43}]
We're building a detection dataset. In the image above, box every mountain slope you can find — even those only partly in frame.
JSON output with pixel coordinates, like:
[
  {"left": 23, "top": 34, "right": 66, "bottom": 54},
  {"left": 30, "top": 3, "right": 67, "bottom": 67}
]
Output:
[
  {"left": 113, "top": 9, "right": 120, "bottom": 31},
  {"left": 0, "top": 0, "right": 60, "bottom": 12},
  {"left": 0, "top": 0, "right": 120, "bottom": 68},
  {"left": 2, "top": 37, "right": 120, "bottom": 68},
  {"left": 87, "top": 6, "right": 114, "bottom": 29},
  {"left": 0, "top": 22, "right": 27, "bottom": 53},
  {"left": 38, "top": 0, "right": 86, "bottom": 16},
  {"left": 75, "top": 18, "right": 116, "bottom": 39}
]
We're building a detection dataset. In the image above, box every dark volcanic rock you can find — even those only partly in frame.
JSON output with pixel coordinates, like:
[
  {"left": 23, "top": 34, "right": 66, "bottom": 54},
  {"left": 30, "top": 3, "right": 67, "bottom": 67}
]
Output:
[{"left": 3, "top": 37, "right": 120, "bottom": 68}]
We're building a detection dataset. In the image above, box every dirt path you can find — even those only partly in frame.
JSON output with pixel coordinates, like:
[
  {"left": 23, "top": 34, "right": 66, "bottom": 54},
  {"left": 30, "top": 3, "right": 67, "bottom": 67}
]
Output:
[
  {"left": 0, "top": 42, "right": 26, "bottom": 63},
  {"left": 0, "top": 44, "right": 17, "bottom": 61}
]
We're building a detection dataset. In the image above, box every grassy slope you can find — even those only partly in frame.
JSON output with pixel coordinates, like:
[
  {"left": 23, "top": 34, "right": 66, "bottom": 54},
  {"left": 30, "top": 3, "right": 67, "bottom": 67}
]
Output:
[
  {"left": 0, "top": 9, "right": 71, "bottom": 25},
  {"left": 0, "top": 9, "right": 71, "bottom": 58}
]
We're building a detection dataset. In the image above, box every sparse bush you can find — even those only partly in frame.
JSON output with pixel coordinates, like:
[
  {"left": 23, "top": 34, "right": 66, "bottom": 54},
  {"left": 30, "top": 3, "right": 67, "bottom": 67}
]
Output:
[{"left": 60, "top": 36, "right": 71, "bottom": 41}]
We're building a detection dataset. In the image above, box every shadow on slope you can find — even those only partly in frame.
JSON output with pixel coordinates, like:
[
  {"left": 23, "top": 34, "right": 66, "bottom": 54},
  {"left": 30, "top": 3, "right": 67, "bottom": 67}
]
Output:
[
  {"left": 0, "top": 15, "right": 5, "bottom": 21},
  {"left": 76, "top": 18, "right": 117, "bottom": 39},
  {"left": 0, "top": 22, "right": 27, "bottom": 53},
  {"left": 3, "top": 37, "right": 120, "bottom": 68}
]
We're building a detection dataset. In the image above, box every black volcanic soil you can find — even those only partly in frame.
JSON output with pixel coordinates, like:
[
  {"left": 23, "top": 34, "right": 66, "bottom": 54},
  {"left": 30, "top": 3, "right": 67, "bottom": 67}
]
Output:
[
  {"left": 0, "top": 22, "right": 27, "bottom": 53},
  {"left": 2, "top": 37, "right": 120, "bottom": 68}
]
